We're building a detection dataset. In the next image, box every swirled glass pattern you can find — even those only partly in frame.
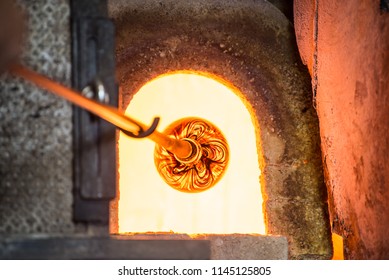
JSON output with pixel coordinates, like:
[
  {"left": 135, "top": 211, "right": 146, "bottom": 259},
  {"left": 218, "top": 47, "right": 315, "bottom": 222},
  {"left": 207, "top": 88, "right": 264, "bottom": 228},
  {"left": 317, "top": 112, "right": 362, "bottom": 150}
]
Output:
[{"left": 154, "top": 117, "right": 229, "bottom": 193}]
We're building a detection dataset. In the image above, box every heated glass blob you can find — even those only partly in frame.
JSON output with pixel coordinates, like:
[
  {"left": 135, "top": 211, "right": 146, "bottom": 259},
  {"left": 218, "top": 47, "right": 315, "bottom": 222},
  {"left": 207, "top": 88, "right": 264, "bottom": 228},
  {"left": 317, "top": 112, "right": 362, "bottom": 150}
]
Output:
[
  {"left": 10, "top": 64, "right": 229, "bottom": 193},
  {"left": 155, "top": 117, "right": 229, "bottom": 193}
]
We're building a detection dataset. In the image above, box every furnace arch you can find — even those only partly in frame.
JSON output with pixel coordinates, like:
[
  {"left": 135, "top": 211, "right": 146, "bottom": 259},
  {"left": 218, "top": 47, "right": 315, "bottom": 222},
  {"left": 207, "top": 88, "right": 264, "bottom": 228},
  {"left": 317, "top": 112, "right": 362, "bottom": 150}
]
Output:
[{"left": 117, "top": 71, "right": 265, "bottom": 234}]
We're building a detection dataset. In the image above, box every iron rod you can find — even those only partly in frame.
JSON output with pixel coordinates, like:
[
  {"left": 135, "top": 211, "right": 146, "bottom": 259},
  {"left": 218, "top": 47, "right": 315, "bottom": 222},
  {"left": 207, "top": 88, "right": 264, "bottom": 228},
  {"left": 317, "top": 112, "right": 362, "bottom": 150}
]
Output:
[{"left": 9, "top": 64, "right": 192, "bottom": 159}]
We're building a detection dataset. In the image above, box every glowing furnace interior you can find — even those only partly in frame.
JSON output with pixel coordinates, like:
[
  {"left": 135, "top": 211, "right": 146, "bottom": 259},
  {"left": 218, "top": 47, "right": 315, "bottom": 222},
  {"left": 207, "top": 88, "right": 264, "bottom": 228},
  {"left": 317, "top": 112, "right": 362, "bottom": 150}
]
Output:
[{"left": 118, "top": 72, "right": 265, "bottom": 234}]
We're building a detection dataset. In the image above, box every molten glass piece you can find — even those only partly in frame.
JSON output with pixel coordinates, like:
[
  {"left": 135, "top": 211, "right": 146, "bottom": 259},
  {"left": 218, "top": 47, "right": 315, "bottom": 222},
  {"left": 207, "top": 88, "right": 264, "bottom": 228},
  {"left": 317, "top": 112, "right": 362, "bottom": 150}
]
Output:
[{"left": 154, "top": 117, "right": 229, "bottom": 193}]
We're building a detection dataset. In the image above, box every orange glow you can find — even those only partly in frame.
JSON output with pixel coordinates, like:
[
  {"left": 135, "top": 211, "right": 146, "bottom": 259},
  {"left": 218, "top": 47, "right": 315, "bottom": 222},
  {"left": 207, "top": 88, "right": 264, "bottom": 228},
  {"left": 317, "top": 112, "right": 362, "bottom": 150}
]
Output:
[
  {"left": 118, "top": 72, "right": 265, "bottom": 234},
  {"left": 332, "top": 233, "right": 344, "bottom": 260}
]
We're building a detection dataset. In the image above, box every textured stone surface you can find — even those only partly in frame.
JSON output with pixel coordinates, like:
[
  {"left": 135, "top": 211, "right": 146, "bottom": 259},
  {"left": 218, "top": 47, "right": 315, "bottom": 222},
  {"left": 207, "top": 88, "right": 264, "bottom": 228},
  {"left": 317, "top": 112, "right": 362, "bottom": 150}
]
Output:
[
  {"left": 116, "top": 233, "right": 288, "bottom": 260},
  {"left": 294, "top": 0, "right": 315, "bottom": 74},
  {"left": 204, "top": 234, "right": 288, "bottom": 260},
  {"left": 109, "top": 0, "right": 331, "bottom": 259},
  {"left": 294, "top": 0, "right": 389, "bottom": 259},
  {"left": 0, "top": 0, "right": 73, "bottom": 234}
]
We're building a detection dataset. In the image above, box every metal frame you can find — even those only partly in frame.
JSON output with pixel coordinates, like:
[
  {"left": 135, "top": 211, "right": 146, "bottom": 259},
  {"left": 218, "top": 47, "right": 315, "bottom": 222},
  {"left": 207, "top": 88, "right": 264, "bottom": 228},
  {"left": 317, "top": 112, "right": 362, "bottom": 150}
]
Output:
[{"left": 71, "top": 0, "right": 117, "bottom": 223}]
